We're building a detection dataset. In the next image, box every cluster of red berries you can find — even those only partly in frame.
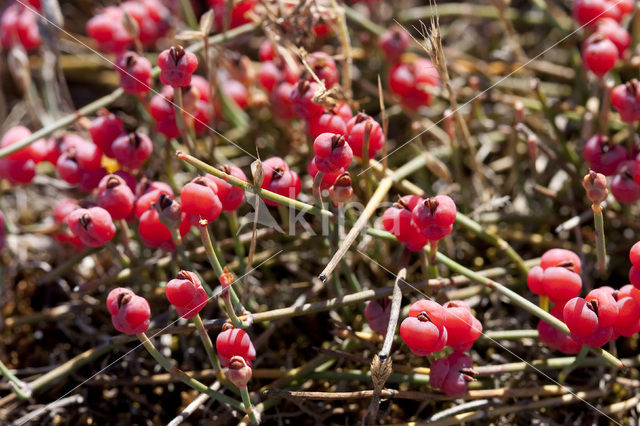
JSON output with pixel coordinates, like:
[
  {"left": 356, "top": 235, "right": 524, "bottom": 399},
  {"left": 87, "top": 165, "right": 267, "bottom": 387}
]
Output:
[
  {"left": 429, "top": 352, "right": 476, "bottom": 397},
  {"left": 582, "top": 134, "right": 640, "bottom": 204},
  {"left": 379, "top": 26, "right": 440, "bottom": 110},
  {"left": 400, "top": 299, "right": 482, "bottom": 354},
  {"left": 581, "top": 18, "right": 631, "bottom": 78},
  {"left": 530, "top": 247, "right": 640, "bottom": 350},
  {"left": 382, "top": 194, "right": 456, "bottom": 252},
  {"left": 1, "top": 1, "right": 40, "bottom": 52},
  {"left": 86, "top": 0, "right": 170, "bottom": 53}
]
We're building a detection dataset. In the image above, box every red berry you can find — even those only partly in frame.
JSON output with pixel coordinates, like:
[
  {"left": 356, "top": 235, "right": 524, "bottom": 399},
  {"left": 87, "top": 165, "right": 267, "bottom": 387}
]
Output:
[
  {"left": 611, "top": 160, "right": 640, "bottom": 204},
  {"left": 613, "top": 294, "right": 640, "bottom": 336},
  {"left": 308, "top": 104, "right": 351, "bottom": 139},
  {"left": 269, "top": 81, "right": 296, "bottom": 120},
  {"left": 582, "top": 33, "right": 618, "bottom": 77},
  {"left": 537, "top": 303, "right": 581, "bottom": 354},
  {"left": 364, "top": 298, "right": 392, "bottom": 335},
  {"left": 440, "top": 352, "right": 474, "bottom": 397},
  {"left": 411, "top": 195, "right": 457, "bottom": 242},
  {"left": 67, "top": 207, "right": 116, "bottom": 247},
  {"left": 573, "top": 0, "right": 621, "bottom": 27},
  {"left": 527, "top": 266, "right": 545, "bottom": 295},
  {"left": 208, "top": 0, "right": 256, "bottom": 30},
  {"left": 139, "top": 207, "right": 190, "bottom": 251},
  {"left": 379, "top": 26, "right": 410, "bottom": 63},
  {"left": 260, "top": 158, "right": 300, "bottom": 206},
  {"left": 86, "top": 6, "right": 132, "bottom": 53},
  {"left": 307, "top": 158, "right": 343, "bottom": 191},
  {"left": 107, "top": 288, "right": 151, "bottom": 334},
  {"left": 583, "top": 134, "right": 627, "bottom": 176},
  {"left": 258, "top": 61, "right": 282, "bottom": 92},
  {"left": 571, "top": 325, "right": 613, "bottom": 347},
  {"left": 595, "top": 18, "right": 631, "bottom": 56},
  {"left": 115, "top": 51, "right": 153, "bottom": 96},
  {"left": 89, "top": 111, "right": 126, "bottom": 158},
  {"left": 313, "top": 133, "right": 353, "bottom": 173},
  {"left": 0, "top": 157, "right": 35, "bottom": 185},
  {"left": 630, "top": 241, "right": 640, "bottom": 267},
  {"left": 158, "top": 46, "right": 198, "bottom": 87},
  {"left": 1, "top": 3, "right": 40, "bottom": 52},
  {"left": 382, "top": 195, "right": 428, "bottom": 251},
  {"left": 442, "top": 300, "right": 474, "bottom": 347},
  {"left": 216, "top": 327, "right": 256, "bottom": 367},
  {"left": 389, "top": 59, "right": 439, "bottom": 110},
  {"left": 223, "top": 79, "right": 249, "bottom": 110},
  {"left": 539, "top": 251, "right": 578, "bottom": 274},
  {"left": 400, "top": 316, "right": 447, "bottom": 355},
  {"left": 563, "top": 297, "right": 599, "bottom": 337},
  {"left": 611, "top": 80, "right": 640, "bottom": 123},
  {"left": 97, "top": 174, "right": 135, "bottom": 220},
  {"left": 165, "top": 270, "right": 208, "bottom": 319},
  {"left": 291, "top": 80, "right": 324, "bottom": 119},
  {"left": 306, "top": 51, "right": 339, "bottom": 88},
  {"left": 181, "top": 177, "right": 223, "bottom": 224},
  {"left": 122, "top": 0, "right": 170, "bottom": 47},
  {"left": 408, "top": 300, "right": 446, "bottom": 329},
  {"left": 258, "top": 40, "right": 275, "bottom": 62},
  {"left": 541, "top": 267, "right": 582, "bottom": 304},
  {"left": 345, "top": 113, "right": 385, "bottom": 158},
  {"left": 135, "top": 180, "right": 174, "bottom": 218},
  {"left": 585, "top": 287, "right": 619, "bottom": 327},
  {"left": 429, "top": 357, "right": 450, "bottom": 389},
  {"left": 111, "top": 132, "right": 153, "bottom": 170},
  {"left": 619, "top": 284, "right": 640, "bottom": 304},
  {"left": 1, "top": 126, "right": 41, "bottom": 162},
  {"left": 205, "top": 166, "right": 247, "bottom": 212}
]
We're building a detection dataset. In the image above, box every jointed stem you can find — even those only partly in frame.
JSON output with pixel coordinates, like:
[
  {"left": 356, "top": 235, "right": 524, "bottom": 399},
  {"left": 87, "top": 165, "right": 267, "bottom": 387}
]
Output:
[
  {"left": 593, "top": 204, "right": 607, "bottom": 273},
  {"left": 240, "top": 387, "right": 259, "bottom": 424},
  {"left": 0, "top": 359, "right": 31, "bottom": 399},
  {"left": 193, "top": 314, "right": 222, "bottom": 373}
]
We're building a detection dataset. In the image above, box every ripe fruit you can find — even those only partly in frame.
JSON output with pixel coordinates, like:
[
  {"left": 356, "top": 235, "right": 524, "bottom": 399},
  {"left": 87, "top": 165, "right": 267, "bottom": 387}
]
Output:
[
  {"left": 258, "top": 40, "right": 275, "bottom": 62},
  {"left": 180, "top": 177, "right": 223, "bottom": 224},
  {"left": 67, "top": 207, "right": 116, "bottom": 247},
  {"left": 611, "top": 80, "right": 640, "bottom": 122},
  {"left": 611, "top": 161, "right": 640, "bottom": 204},
  {"left": 613, "top": 293, "right": 640, "bottom": 336},
  {"left": 52, "top": 199, "right": 84, "bottom": 249},
  {"left": 379, "top": 26, "right": 410, "bottom": 63},
  {"left": 582, "top": 134, "right": 627, "bottom": 176},
  {"left": 139, "top": 206, "right": 190, "bottom": 251},
  {"left": 97, "top": 174, "right": 135, "bottom": 220},
  {"left": 291, "top": 80, "right": 324, "bottom": 119},
  {"left": 216, "top": 326, "right": 256, "bottom": 367},
  {"left": 308, "top": 103, "right": 352, "bottom": 139},
  {"left": 260, "top": 157, "right": 301, "bottom": 206},
  {"left": 595, "top": 18, "right": 631, "bottom": 56},
  {"left": 115, "top": 51, "right": 153, "bottom": 96},
  {"left": 208, "top": 0, "right": 256, "bottom": 30},
  {"left": 573, "top": 0, "right": 621, "bottom": 27},
  {"left": 629, "top": 241, "right": 640, "bottom": 267},
  {"left": 541, "top": 267, "right": 583, "bottom": 304},
  {"left": 411, "top": 195, "right": 457, "bottom": 242},
  {"left": 443, "top": 300, "right": 478, "bottom": 348},
  {"left": 400, "top": 300, "right": 447, "bottom": 355},
  {"left": 1, "top": 3, "right": 41, "bottom": 52},
  {"left": 111, "top": 132, "right": 153, "bottom": 170},
  {"left": 165, "top": 270, "right": 208, "bottom": 319},
  {"left": 563, "top": 292, "right": 618, "bottom": 347},
  {"left": 364, "top": 298, "right": 392, "bottom": 334},
  {"left": 307, "top": 158, "right": 343, "bottom": 190},
  {"left": 582, "top": 34, "right": 618, "bottom": 77},
  {"left": 382, "top": 195, "right": 428, "bottom": 252},
  {"left": 389, "top": 59, "right": 440, "bottom": 109},
  {"left": 586, "top": 287, "right": 619, "bottom": 327},
  {"left": 135, "top": 180, "right": 174, "bottom": 218},
  {"left": 205, "top": 166, "right": 247, "bottom": 212},
  {"left": 429, "top": 352, "right": 475, "bottom": 397},
  {"left": 107, "top": 288, "right": 151, "bottom": 334},
  {"left": 157, "top": 46, "right": 198, "bottom": 87},
  {"left": 89, "top": 111, "right": 126, "bottom": 158},
  {"left": 537, "top": 303, "right": 581, "bottom": 354},
  {"left": 86, "top": 6, "right": 133, "bottom": 53},
  {"left": 306, "top": 51, "right": 339, "bottom": 88},
  {"left": 269, "top": 81, "right": 296, "bottom": 120},
  {"left": 313, "top": 133, "right": 353, "bottom": 173},
  {"left": 345, "top": 113, "right": 385, "bottom": 158}
]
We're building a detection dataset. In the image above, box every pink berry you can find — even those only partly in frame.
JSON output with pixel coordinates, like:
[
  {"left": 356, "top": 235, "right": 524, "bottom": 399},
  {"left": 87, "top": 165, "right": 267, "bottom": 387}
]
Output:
[
  {"left": 630, "top": 241, "right": 640, "bottom": 267},
  {"left": 205, "top": 166, "right": 247, "bottom": 212},
  {"left": 181, "top": 177, "right": 223, "bottom": 224},
  {"left": 89, "top": 111, "right": 126, "bottom": 158},
  {"left": 97, "top": 174, "right": 135, "bottom": 220},
  {"left": 86, "top": 6, "right": 132, "bottom": 53},
  {"left": 411, "top": 195, "right": 457, "bottom": 242},
  {"left": 165, "top": 270, "right": 208, "bottom": 319},
  {"left": 441, "top": 352, "right": 474, "bottom": 397},
  {"left": 216, "top": 327, "right": 256, "bottom": 367},
  {"left": 158, "top": 46, "right": 198, "bottom": 87},
  {"left": 583, "top": 134, "right": 626, "bottom": 176},
  {"left": 116, "top": 51, "right": 153, "bottom": 96},
  {"left": 308, "top": 104, "right": 351, "bottom": 139},
  {"left": 258, "top": 40, "right": 275, "bottom": 62},
  {"left": 389, "top": 59, "right": 439, "bottom": 110},
  {"left": 429, "top": 357, "right": 450, "bottom": 389},
  {"left": 1, "top": 126, "right": 41, "bottom": 162},
  {"left": 111, "top": 132, "right": 153, "bottom": 170},
  {"left": 345, "top": 113, "right": 385, "bottom": 158},
  {"left": 313, "top": 133, "right": 353, "bottom": 173},
  {"left": 364, "top": 298, "right": 392, "bottom": 335},
  {"left": 1, "top": 3, "right": 40, "bottom": 52},
  {"left": 260, "top": 158, "right": 300, "bottom": 206},
  {"left": 135, "top": 180, "right": 174, "bottom": 218},
  {"left": 307, "top": 158, "right": 343, "bottom": 190},
  {"left": 611, "top": 80, "right": 640, "bottom": 123},
  {"left": 630, "top": 266, "right": 640, "bottom": 288},
  {"left": 107, "top": 288, "right": 151, "bottom": 334},
  {"left": 270, "top": 81, "right": 297, "bottom": 120},
  {"left": 67, "top": 207, "right": 116, "bottom": 247},
  {"left": 573, "top": 0, "right": 621, "bottom": 27},
  {"left": 258, "top": 61, "right": 282, "bottom": 92},
  {"left": 382, "top": 195, "right": 428, "bottom": 251},
  {"left": 595, "top": 18, "right": 631, "bottom": 56},
  {"left": 306, "top": 51, "right": 339, "bottom": 88},
  {"left": 291, "top": 80, "right": 324, "bottom": 119},
  {"left": 379, "top": 26, "right": 410, "bottom": 63},
  {"left": 571, "top": 325, "right": 613, "bottom": 347},
  {"left": 582, "top": 33, "right": 618, "bottom": 77},
  {"left": 611, "top": 161, "right": 640, "bottom": 204}
]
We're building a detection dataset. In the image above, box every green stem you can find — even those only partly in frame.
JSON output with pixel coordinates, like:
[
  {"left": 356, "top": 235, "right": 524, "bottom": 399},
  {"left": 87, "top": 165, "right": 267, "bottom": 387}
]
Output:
[
  {"left": 558, "top": 345, "right": 589, "bottom": 382},
  {"left": 0, "top": 359, "right": 31, "bottom": 399},
  {"left": 174, "top": 87, "right": 194, "bottom": 152},
  {"left": 193, "top": 314, "right": 222, "bottom": 373},
  {"left": 427, "top": 240, "right": 439, "bottom": 279},
  {"left": 313, "top": 171, "right": 325, "bottom": 208},
  {"left": 228, "top": 211, "right": 247, "bottom": 275},
  {"left": 593, "top": 205, "right": 607, "bottom": 273},
  {"left": 240, "top": 387, "right": 259, "bottom": 425},
  {"left": 136, "top": 333, "right": 245, "bottom": 411},
  {"left": 179, "top": 0, "right": 198, "bottom": 29}
]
